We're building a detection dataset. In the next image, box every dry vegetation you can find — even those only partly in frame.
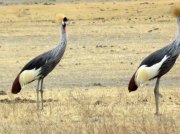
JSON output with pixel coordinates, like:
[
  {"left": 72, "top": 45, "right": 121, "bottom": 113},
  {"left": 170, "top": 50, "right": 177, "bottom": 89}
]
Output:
[{"left": 0, "top": 0, "right": 179, "bottom": 133}]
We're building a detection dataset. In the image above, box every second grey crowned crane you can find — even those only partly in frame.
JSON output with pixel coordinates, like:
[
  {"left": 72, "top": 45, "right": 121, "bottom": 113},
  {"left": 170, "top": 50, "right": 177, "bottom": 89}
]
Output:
[
  {"left": 128, "top": 7, "right": 180, "bottom": 115},
  {"left": 11, "top": 15, "right": 69, "bottom": 110}
]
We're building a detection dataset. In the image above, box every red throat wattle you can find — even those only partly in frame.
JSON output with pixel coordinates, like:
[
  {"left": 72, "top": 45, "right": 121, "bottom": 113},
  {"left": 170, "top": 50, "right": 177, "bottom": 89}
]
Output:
[{"left": 64, "top": 28, "right": 66, "bottom": 32}]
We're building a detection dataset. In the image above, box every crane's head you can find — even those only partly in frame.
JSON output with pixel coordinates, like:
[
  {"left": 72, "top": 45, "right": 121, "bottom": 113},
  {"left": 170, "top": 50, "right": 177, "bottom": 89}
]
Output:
[
  {"left": 62, "top": 17, "right": 69, "bottom": 27},
  {"left": 55, "top": 14, "right": 69, "bottom": 32},
  {"left": 55, "top": 14, "right": 68, "bottom": 26}
]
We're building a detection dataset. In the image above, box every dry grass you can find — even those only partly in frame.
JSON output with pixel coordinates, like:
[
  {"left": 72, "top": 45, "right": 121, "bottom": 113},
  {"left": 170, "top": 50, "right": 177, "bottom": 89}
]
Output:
[
  {"left": 0, "top": 0, "right": 180, "bottom": 133},
  {"left": 0, "top": 88, "right": 179, "bottom": 134}
]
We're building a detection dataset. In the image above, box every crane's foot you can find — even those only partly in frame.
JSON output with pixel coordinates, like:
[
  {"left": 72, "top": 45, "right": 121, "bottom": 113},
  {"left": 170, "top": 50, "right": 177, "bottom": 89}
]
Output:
[
  {"left": 154, "top": 112, "right": 162, "bottom": 116},
  {"left": 36, "top": 107, "right": 43, "bottom": 111},
  {"left": 40, "top": 106, "right": 43, "bottom": 110}
]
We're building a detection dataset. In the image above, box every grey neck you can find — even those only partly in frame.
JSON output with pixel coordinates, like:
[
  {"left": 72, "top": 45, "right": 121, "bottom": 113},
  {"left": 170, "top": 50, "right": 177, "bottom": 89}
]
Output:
[
  {"left": 175, "top": 17, "right": 180, "bottom": 41},
  {"left": 59, "top": 25, "right": 67, "bottom": 45},
  {"left": 51, "top": 25, "right": 67, "bottom": 58}
]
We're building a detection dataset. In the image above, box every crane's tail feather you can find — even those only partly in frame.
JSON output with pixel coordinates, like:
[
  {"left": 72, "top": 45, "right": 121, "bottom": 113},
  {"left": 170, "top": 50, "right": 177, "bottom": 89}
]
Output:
[
  {"left": 11, "top": 75, "right": 21, "bottom": 94},
  {"left": 128, "top": 72, "right": 138, "bottom": 92}
]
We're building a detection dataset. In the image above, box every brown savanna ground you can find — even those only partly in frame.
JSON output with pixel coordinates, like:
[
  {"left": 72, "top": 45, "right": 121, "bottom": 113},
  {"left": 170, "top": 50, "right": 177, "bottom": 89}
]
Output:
[{"left": 0, "top": 0, "right": 179, "bottom": 133}]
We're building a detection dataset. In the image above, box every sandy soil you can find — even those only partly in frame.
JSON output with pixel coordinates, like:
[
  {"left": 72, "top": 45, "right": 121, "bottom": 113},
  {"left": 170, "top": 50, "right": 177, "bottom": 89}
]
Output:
[{"left": 0, "top": 0, "right": 179, "bottom": 133}]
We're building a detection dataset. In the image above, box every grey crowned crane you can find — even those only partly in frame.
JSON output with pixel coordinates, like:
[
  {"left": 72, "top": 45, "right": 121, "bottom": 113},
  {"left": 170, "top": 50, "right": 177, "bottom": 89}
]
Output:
[
  {"left": 128, "top": 7, "right": 180, "bottom": 115},
  {"left": 11, "top": 15, "right": 69, "bottom": 110}
]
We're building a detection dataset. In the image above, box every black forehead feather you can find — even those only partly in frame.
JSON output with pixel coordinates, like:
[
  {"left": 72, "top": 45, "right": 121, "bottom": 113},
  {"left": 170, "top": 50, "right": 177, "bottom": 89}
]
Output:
[{"left": 63, "top": 17, "right": 68, "bottom": 21}]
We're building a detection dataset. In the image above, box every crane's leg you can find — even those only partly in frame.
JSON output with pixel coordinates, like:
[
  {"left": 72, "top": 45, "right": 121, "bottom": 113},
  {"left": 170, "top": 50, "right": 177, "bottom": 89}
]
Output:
[
  {"left": 154, "top": 78, "right": 161, "bottom": 115},
  {"left": 36, "top": 80, "right": 40, "bottom": 110},
  {"left": 40, "top": 79, "right": 44, "bottom": 110}
]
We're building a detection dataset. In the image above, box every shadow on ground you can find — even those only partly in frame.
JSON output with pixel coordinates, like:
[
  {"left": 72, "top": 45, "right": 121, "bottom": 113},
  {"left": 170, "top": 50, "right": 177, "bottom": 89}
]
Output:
[{"left": 0, "top": 97, "right": 58, "bottom": 104}]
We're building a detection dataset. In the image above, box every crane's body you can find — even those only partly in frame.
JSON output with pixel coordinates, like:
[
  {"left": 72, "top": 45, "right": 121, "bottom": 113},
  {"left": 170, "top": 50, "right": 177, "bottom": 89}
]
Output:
[
  {"left": 128, "top": 16, "right": 180, "bottom": 114},
  {"left": 11, "top": 16, "right": 69, "bottom": 109},
  {"left": 135, "top": 40, "right": 180, "bottom": 87}
]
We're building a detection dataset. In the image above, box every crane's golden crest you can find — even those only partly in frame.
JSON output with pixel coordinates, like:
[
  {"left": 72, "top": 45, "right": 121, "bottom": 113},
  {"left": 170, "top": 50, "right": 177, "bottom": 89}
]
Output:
[
  {"left": 55, "top": 14, "right": 65, "bottom": 24},
  {"left": 171, "top": 6, "right": 180, "bottom": 17}
]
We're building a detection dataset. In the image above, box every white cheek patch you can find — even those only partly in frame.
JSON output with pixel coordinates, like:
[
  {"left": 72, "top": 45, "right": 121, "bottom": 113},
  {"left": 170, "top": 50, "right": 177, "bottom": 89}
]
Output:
[
  {"left": 135, "top": 55, "right": 169, "bottom": 86},
  {"left": 62, "top": 21, "right": 69, "bottom": 25},
  {"left": 19, "top": 68, "right": 41, "bottom": 87}
]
